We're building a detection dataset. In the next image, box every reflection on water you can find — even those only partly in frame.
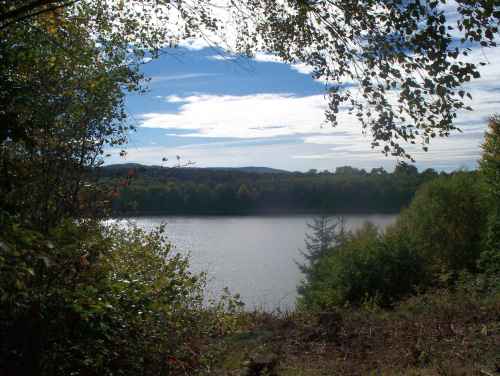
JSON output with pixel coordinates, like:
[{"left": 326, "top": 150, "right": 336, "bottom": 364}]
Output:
[{"left": 112, "top": 214, "right": 397, "bottom": 311}]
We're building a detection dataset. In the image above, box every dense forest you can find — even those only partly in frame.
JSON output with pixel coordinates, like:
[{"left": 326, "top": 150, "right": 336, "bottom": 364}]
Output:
[{"left": 103, "top": 163, "right": 449, "bottom": 214}]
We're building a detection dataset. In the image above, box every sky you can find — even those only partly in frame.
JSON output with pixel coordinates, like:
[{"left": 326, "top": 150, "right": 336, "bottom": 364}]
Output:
[{"left": 106, "top": 25, "right": 500, "bottom": 172}]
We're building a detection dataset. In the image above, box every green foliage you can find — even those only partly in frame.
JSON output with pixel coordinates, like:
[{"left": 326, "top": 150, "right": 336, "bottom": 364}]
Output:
[
  {"left": 105, "top": 164, "right": 442, "bottom": 215},
  {"left": 397, "top": 172, "right": 488, "bottom": 277},
  {"left": 397, "top": 272, "right": 500, "bottom": 318},
  {"left": 298, "top": 222, "right": 429, "bottom": 309},
  {"left": 1, "top": 1, "right": 220, "bottom": 58},
  {"left": 478, "top": 116, "right": 500, "bottom": 276},
  {"left": 479, "top": 116, "right": 500, "bottom": 199},
  {"left": 479, "top": 213, "right": 500, "bottom": 276},
  {"left": 0, "top": 0, "right": 229, "bottom": 230},
  {"left": 297, "top": 215, "right": 345, "bottom": 294},
  {"left": 0, "top": 8, "right": 142, "bottom": 230},
  {"left": 0, "top": 214, "right": 241, "bottom": 375},
  {"left": 301, "top": 216, "right": 345, "bottom": 267},
  {"left": 298, "top": 172, "right": 491, "bottom": 310}
]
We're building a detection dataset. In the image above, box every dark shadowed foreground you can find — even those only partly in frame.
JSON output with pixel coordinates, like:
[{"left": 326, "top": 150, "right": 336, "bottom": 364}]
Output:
[{"left": 216, "top": 285, "right": 500, "bottom": 375}]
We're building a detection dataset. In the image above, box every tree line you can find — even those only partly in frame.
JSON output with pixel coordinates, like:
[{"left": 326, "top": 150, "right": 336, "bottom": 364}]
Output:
[{"left": 103, "top": 163, "right": 452, "bottom": 215}]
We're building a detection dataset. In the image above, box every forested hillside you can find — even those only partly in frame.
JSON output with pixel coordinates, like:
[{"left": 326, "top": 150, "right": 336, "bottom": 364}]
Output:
[{"left": 102, "top": 164, "right": 451, "bottom": 214}]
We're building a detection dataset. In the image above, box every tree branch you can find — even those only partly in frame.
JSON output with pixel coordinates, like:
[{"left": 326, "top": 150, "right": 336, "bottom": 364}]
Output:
[{"left": 0, "top": 0, "right": 80, "bottom": 29}]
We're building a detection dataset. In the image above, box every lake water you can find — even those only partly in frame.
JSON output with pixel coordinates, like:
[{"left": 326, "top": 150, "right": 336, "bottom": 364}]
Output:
[{"left": 113, "top": 214, "right": 397, "bottom": 311}]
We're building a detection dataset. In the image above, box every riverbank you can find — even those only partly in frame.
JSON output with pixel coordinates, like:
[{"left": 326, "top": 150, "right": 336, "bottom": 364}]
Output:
[{"left": 110, "top": 208, "right": 401, "bottom": 217}]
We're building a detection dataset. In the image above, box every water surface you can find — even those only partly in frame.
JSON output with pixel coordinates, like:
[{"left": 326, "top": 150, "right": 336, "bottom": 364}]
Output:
[{"left": 115, "top": 214, "right": 397, "bottom": 310}]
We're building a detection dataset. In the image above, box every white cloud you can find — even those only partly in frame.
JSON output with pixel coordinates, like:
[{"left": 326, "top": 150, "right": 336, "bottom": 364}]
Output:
[
  {"left": 300, "top": 132, "right": 482, "bottom": 162},
  {"left": 135, "top": 30, "right": 500, "bottom": 171},
  {"left": 178, "top": 38, "right": 213, "bottom": 50},
  {"left": 291, "top": 62, "right": 315, "bottom": 75},
  {"left": 139, "top": 93, "right": 335, "bottom": 138},
  {"left": 150, "top": 73, "right": 218, "bottom": 83},
  {"left": 208, "top": 54, "right": 237, "bottom": 61},
  {"left": 164, "top": 95, "right": 188, "bottom": 103},
  {"left": 253, "top": 52, "right": 284, "bottom": 63},
  {"left": 252, "top": 53, "right": 332, "bottom": 83},
  {"left": 106, "top": 129, "right": 481, "bottom": 172},
  {"left": 105, "top": 142, "right": 394, "bottom": 172},
  {"left": 137, "top": 85, "right": 491, "bottom": 169},
  {"left": 462, "top": 46, "right": 500, "bottom": 92}
]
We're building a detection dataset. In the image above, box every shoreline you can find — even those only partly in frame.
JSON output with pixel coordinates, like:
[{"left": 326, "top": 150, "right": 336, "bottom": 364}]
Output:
[{"left": 110, "top": 209, "right": 401, "bottom": 218}]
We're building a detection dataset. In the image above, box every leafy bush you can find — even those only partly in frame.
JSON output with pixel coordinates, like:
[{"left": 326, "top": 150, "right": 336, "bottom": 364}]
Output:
[
  {"left": 298, "top": 222, "right": 429, "bottom": 309},
  {"left": 0, "top": 213, "right": 240, "bottom": 375},
  {"left": 397, "top": 272, "right": 500, "bottom": 319},
  {"left": 396, "top": 172, "right": 488, "bottom": 279},
  {"left": 297, "top": 172, "right": 495, "bottom": 311},
  {"left": 478, "top": 116, "right": 500, "bottom": 276}
]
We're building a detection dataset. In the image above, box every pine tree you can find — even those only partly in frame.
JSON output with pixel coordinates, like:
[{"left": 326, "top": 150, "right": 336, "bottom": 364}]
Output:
[{"left": 297, "top": 215, "right": 345, "bottom": 277}]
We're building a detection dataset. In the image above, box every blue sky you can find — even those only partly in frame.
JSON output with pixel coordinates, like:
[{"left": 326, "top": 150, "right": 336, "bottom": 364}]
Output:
[{"left": 106, "top": 38, "right": 500, "bottom": 172}]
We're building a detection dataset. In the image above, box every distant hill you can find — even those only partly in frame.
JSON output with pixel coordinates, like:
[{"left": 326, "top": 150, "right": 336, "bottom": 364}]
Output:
[
  {"left": 103, "top": 163, "right": 149, "bottom": 170},
  {"left": 206, "top": 166, "right": 290, "bottom": 174},
  {"left": 103, "top": 164, "right": 290, "bottom": 174}
]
